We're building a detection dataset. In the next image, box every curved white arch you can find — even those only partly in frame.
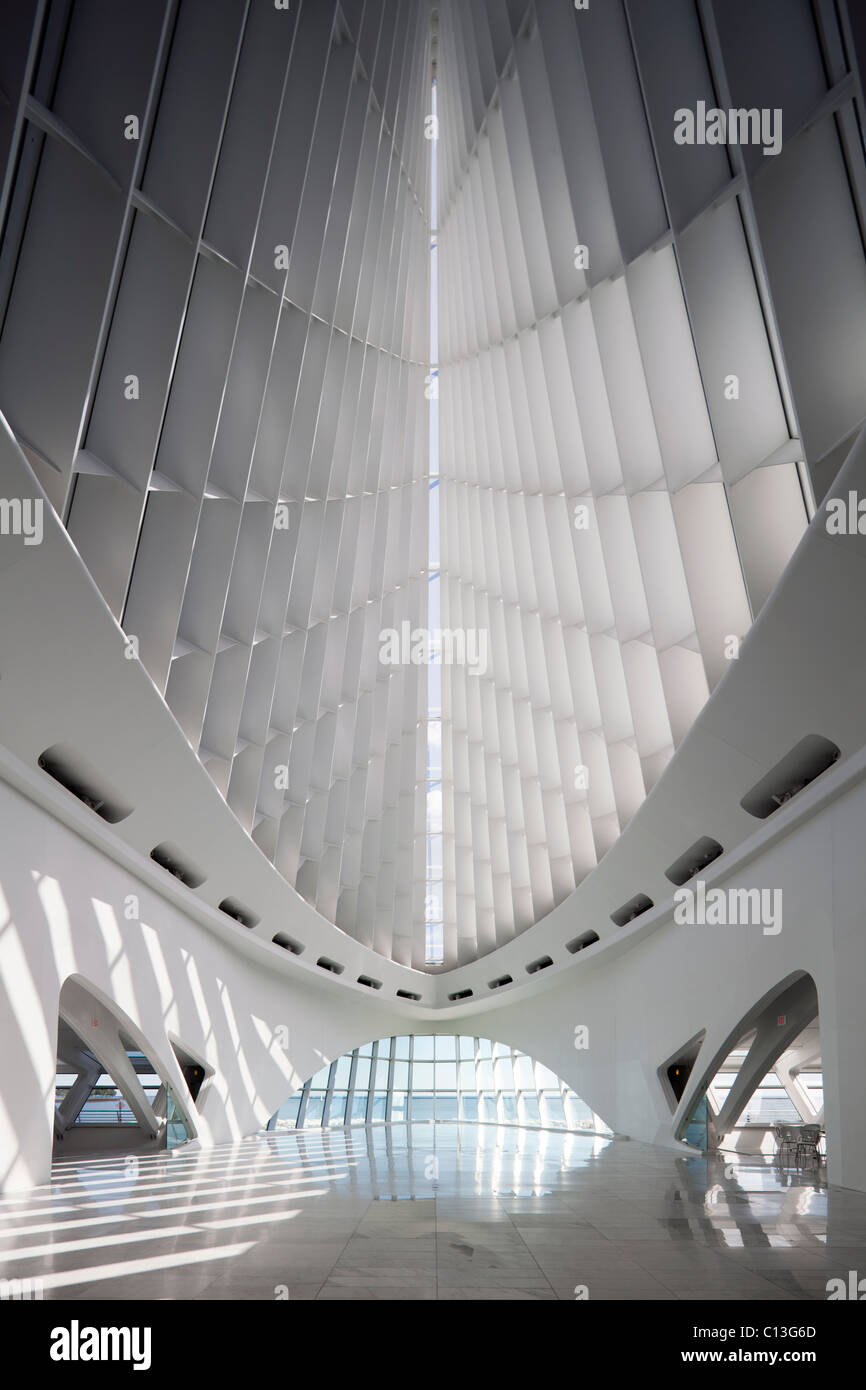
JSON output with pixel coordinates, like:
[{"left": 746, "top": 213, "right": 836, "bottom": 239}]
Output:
[
  {"left": 56, "top": 974, "right": 197, "bottom": 1146},
  {"left": 268, "top": 1031, "right": 613, "bottom": 1136}
]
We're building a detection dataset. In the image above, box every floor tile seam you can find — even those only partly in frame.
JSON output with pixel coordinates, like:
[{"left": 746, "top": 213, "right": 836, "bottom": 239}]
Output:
[
  {"left": 501, "top": 1201, "right": 559, "bottom": 1298},
  {"left": 648, "top": 1262, "right": 805, "bottom": 1298},
  {"left": 314, "top": 1198, "right": 370, "bottom": 1287}
]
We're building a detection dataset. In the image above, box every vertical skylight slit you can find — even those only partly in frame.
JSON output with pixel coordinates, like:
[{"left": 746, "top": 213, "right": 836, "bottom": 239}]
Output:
[{"left": 425, "top": 63, "right": 443, "bottom": 967}]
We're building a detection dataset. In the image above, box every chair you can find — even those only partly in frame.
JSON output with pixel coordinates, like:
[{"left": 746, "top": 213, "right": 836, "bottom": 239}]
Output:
[
  {"left": 773, "top": 1124, "right": 799, "bottom": 1165},
  {"left": 795, "top": 1124, "right": 822, "bottom": 1166}
]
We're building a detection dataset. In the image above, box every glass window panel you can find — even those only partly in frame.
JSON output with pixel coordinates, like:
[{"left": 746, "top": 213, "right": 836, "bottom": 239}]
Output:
[
  {"left": 565, "top": 1093, "right": 595, "bottom": 1129},
  {"left": 494, "top": 1057, "right": 514, "bottom": 1090},
  {"left": 460, "top": 1093, "right": 479, "bottom": 1121},
  {"left": 275, "top": 1095, "right": 302, "bottom": 1129},
  {"left": 435, "top": 1094, "right": 458, "bottom": 1121},
  {"left": 457, "top": 1060, "right": 475, "bottom": 1088},
  {"left": 425, "top": 921, "right": 444, "bottom": 965},
  {"left": 513, "top": 1055, "right": 535, "bottom": 1090},
  {"left": 428, "top": 570, "right": 441, "bottom": 628},
  {"left": 371, "top": 1092, "right": 388, "bottom": 1122},
  {"left": 425, "top": 882, "right": 444, "bottom": 922},
  {"left": 413, "top": 1061, "right": 434, "bottom": 1089},
  {"left": 427, "top": 719, "right": 442, "bottom": 777},
  {"left": 741, "top": 1085, "right": 800, "bottom": 1124},
  {"left": 412, "top": 1093, "right": 435, "bottom": 1122},
  {"left": 333, "top": 1056, "right": 352, "bottom": 1089},
  {"left": 800, "top": 1073, "right": 823, "bottom": 1109},
  {"left": 426, "top": 782, "right": 443, "bottom": 834},
  {"left": 542, "top": 1093, "right": 565, "bottom": 1128},
  {"left": 426, "top": 834, "right": 443, "bottom": 881},
  {"left": 78, "top": 1079, "right": 159, "bottom": 1125},
  {"left": 267, "top": 1036, "right": 595, "bottom": 1136},
  {"left": 427, "top": 660, "right": 442, "bottom": 719},
  {"left": 327, "top": 1093, "right": 347, "bottom": 1126},
  {"left": 304, "top": 1094, "right": 326, "bottom": 1127},
  {"left": 477, "top": 1059, "right": 494, "bottom": 1089},
  {"left": 519, "top": 1095, "right": 541, "bottom": 1126},
  {"left": 429, "top": 475, "right": 440, "bottom": 558}
]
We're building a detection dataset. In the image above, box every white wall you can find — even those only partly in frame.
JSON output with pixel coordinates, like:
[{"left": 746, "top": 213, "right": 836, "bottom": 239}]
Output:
[
  {"left": 472, "top": 771, "right": 866, "bottom": 1194},
  {"left": 3, "top": 761, "right": 866, "bottom": 1193},
  {"left": 0, "top": 777, "right": 407, "bottom": 1192}
]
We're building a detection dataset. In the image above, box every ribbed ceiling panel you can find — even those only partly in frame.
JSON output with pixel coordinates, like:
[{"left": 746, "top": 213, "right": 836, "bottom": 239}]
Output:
[
  {"left": 4, "top": 0, "right": 862, "bottom": 969},
  {"left": 433, "top": 0, "right": 814, "bottom": 967},
  {"left": 0, "top": 0, "right": 433, "bottom": 969}
]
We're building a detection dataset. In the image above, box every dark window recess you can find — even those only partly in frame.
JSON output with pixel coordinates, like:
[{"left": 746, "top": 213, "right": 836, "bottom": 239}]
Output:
[
  {"left": 316, "top": 956, "right": 344, "bottom": 975},
  {"left": 150, "top": 843, "right": 206, "bottom": 889},
  {"left": 667, "top": 1059, "right": 694, "bottom": 1103},
  {"left": 357, "top": 974, "right": 382, "bottom": 990},
  {"left": 170, "top": 1042, "right": 208, "bottom": 1104},
  {"left": 526, "top": 955, "right": 553, "bottom": 975},
  {"left": 488, "top": 974, "right": 513, "bottom": 989},
  {"left": 665, "top": 836, "right": 724, "bottom": 887},
  {"left": 740, "top": 734, "right": 841, "bottom": 819},
  {"left": 611, "top": 893, "right": 653, "bottom": 927},
  {"left": 272, "top": 932, "right": 303, "bottom": 955},
  {"left": 37, "top": 744, "right": 132, "bottom": 823},
  {"left": 447, "top": 988, "right": 473, "bottom": 1001},
  {"left": 180, "top": 1063, "right": 205, "bottom": 1103},
  {"left": 218, "top": 897, "right": 259, "bottom": 929},
  {"left": 566, "top": 929, "right": 599, "bottom": 954},
  {"left": 396, "top": 989, "right": 422, "bottom": 1001}
]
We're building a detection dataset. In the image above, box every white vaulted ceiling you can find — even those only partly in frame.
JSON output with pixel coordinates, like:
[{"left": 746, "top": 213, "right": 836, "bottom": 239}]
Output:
[
  {"left": 431, "top": 0, "right": 816, "bottom": 964},
  {"left": 0, "top": 1, "right": 436, "bottom": 969},
  {"left": 2, "top": 0, "right": 865, "bottom": 972}
]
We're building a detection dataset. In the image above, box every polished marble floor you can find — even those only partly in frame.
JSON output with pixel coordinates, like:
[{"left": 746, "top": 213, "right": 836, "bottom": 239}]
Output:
[{"left": 0, "top": 1123, "right": 860, "bottom": 1300}]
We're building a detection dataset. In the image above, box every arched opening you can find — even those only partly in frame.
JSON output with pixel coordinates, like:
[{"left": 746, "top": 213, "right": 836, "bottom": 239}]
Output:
[
  {"left": 53, "top": 977, "right": 196, "bottom": 1160},
  {"left": 675, "top": 974, "right": 824, "bottom": 1172},
  {"left": 266, "top": 1034, "right": 612, "bottom": 1137}
]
